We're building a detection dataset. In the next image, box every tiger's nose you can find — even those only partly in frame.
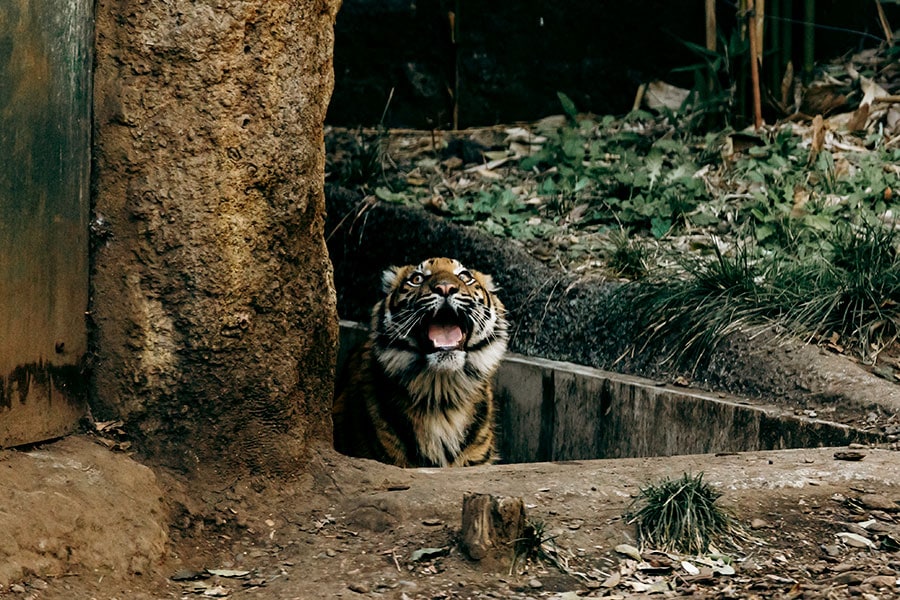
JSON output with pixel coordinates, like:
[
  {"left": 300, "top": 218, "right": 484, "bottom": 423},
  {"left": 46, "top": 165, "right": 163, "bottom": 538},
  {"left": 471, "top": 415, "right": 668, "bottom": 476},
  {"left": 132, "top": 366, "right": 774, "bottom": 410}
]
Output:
[{"left": 432, "top": 282, "right": 458, "bottom": 297}]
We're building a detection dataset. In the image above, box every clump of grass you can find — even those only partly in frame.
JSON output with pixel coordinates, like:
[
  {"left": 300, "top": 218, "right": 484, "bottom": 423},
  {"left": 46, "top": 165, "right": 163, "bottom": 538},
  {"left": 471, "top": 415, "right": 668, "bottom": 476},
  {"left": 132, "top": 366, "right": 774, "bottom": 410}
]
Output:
[
  {"left": 778, "top": 222, "right": 900, "bottom": 359},
  {"left": 326, "top": 127, "right": 390, "bottom": 190},
  {"left": 626, "top": 241, "right": 773, "bottom": 371},
  {"left": 605, "top": 229, "right": 651, "bottom": 280},
  {"left": 515, "top": 518, "right": 551, "bottom": 561},
  {"left": 511, "top": 519, "right": 581, "bottom": 579},
  {"left": 626, "top": 221, "right": 900, "bottom": 369},
  {"left": 628, "top": 472, "right": 746, "bottom": 555}
]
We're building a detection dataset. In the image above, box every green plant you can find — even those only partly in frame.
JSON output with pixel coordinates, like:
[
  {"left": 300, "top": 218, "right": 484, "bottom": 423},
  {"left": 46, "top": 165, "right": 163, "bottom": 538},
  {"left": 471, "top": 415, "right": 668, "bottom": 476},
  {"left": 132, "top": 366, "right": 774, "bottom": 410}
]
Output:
[
  {"left": 628, "top": 472, "right": 747, "bottom": 555},
  {"left": 510, "top": 518, "right": 559, "bottom": 575},
  {"left": 626, "top": 219, "right": 900, "bottom": 368},
  {"left": 777, "top": 222, "right": 900, "bottom": 360},
  {"left": 626, "top": 241, "right": 770, "bottom": 371},
  {"left": 605, "top": 229, "right": 651, "bottom": 280},
  {"left": 326, "top": 128, "right": 389, "bottom": 190},
  {"left": 671, "top": 28, "right": 750, "bottom": 129}
]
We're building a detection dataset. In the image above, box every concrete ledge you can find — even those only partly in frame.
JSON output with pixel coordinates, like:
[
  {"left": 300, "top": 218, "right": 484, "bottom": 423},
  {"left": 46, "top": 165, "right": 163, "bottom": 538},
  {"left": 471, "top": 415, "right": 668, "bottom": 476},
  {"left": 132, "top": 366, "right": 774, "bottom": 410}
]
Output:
[{"left": 339, "top": 321, "right": 880, "bottom": 463}]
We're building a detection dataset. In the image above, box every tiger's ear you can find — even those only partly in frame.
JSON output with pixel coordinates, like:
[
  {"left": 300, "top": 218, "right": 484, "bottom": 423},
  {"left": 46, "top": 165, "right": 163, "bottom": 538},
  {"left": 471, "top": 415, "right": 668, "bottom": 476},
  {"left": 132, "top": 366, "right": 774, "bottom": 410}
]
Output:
[{"left": 381, "top": 266, "right": 404, "bottom": 294}]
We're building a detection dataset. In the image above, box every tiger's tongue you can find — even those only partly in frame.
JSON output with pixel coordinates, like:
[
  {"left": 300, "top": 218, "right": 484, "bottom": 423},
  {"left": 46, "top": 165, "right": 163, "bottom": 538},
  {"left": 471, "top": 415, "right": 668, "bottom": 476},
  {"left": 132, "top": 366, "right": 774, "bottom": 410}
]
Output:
[{"left": 428, "top": 324, "right": 463, "bottom": 349}]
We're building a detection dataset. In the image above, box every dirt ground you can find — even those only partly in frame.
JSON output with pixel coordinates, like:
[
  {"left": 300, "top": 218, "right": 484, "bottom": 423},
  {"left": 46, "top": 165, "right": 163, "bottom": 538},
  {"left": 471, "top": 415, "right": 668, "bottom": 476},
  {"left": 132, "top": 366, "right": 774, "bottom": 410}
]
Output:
[
  {"left": 5, "top": 184, "right": 895, "bottom": 599},
  {"left": 2, "top": 435, "right": 899, "bottom": 600},
  {"left": 5, "top": 187, "right": 897, "bottom": 599}
]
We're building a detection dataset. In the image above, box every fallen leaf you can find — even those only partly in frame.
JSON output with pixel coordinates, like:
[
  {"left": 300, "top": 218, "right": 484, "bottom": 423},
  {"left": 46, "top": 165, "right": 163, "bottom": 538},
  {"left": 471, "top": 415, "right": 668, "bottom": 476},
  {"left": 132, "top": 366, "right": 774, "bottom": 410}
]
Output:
[
  {"left": 601, "top": 571, "right": 621, "bottom": 588},
  {"left": 614, "top": 543, "right": 642, "bottom": 561},
  {"left": 836, "top": 532, "right": 877, "bottom": 549},
  {"left": 681, "top": 560, "right": 700, "bottom": 575}
]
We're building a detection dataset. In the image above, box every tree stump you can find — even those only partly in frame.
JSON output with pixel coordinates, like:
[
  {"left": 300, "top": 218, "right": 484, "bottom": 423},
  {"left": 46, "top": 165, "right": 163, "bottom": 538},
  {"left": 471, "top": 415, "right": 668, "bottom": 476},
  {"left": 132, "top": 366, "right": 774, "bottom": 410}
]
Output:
[{"left": 459, "top": 493, "right": 526, "bottom": 563}]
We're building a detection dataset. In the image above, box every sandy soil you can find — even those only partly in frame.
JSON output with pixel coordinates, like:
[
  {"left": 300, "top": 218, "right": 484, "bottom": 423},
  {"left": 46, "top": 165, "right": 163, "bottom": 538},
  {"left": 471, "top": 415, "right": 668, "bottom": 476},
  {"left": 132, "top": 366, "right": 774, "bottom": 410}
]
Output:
[{"left": 2, "top": 436, "right": 898, "bottom": 599}]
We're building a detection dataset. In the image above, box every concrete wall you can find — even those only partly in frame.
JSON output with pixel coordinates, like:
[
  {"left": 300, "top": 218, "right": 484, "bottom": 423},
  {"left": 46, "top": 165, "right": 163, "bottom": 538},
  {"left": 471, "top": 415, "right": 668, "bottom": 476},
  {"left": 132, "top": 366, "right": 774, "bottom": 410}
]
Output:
[
  {"left": 495, "top": 355, "right": 879, "bottom": 463},
  {"left": 339, "top": 323, "right": 879, "bottom": 463},
  {"left": 0, "top": 0, "right": 92, "bottom": 447}
]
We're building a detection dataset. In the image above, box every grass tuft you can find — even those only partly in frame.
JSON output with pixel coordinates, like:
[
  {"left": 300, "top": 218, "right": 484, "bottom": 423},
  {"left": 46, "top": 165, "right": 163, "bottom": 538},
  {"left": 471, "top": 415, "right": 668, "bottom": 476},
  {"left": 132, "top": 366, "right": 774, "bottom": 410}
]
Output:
[
  {"left": 605, "top": 229, "right": 651, "bottom": 280},
  {"left": 628, "top": 472, "right": 746, "bottom": 555},
  {"left": 626, "top": 221, "right": 900, "bottom": 369}
]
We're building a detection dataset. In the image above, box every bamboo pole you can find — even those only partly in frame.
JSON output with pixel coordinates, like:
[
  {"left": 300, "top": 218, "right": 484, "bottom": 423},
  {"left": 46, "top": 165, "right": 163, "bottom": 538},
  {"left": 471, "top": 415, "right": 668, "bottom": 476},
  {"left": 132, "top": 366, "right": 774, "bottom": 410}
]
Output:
[
  {"left": 804, "top": 0, "right": 815, "bottom": 81},
  {"left": 875, "top": 0, "right": 895, "bottom": 47},
  {"left": 747, "top": 0, "right": 764, "bottom": 128},
  {"left": 705, "top": 0, "right": 716, "bottom": 96}
]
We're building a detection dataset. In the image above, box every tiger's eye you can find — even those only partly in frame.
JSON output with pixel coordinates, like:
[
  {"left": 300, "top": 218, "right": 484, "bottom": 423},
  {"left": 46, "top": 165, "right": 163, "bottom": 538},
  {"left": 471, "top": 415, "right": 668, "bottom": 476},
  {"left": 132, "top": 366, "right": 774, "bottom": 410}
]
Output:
[
  {"left": 457, "top": 270, "right": 473, "bottom": 283},
  {"left": 408, "top": 273, "right": 425, "bottom": 286}
]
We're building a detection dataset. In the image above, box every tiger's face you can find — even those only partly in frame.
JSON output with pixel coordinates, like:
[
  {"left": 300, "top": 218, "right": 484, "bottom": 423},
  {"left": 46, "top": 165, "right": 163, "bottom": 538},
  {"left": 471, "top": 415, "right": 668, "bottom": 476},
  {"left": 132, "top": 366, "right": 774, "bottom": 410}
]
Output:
[{"left": 372, "top": 257, "right": 508, "bottom": 398}]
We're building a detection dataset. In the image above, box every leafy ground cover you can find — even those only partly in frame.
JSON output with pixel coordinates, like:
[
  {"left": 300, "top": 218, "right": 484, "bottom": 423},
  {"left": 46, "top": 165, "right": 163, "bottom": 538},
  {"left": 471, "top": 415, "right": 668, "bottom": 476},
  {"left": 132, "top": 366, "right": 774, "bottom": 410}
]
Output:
[{"left": 326, "top": 46, "right": 900, "bottom": 372}]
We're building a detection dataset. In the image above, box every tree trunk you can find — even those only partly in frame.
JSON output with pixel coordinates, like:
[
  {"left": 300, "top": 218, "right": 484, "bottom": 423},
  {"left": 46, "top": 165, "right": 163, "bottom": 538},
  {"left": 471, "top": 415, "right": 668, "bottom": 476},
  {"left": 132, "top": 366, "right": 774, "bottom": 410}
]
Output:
[{"left": 91, "top": 0, "right": 341, "bottom": 473}]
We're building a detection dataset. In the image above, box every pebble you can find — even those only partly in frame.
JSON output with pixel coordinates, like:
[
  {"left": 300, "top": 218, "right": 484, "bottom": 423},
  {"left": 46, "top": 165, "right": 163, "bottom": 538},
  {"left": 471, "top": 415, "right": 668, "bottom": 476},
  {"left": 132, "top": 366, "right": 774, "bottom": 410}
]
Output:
[
  {"left": 326, "top": 549, "right": 337, "bottom": 557},
  {"left": 870, "top": 510, "right": 895, "bottom": 522},
  {"left": 821, "top": 544, "right": 842, "bottom": 558},
  {"left": 750, "top": 518, "right": 772, "bottom": 529},
  {"left": 10, "top": 584, "right": 26, "bottom": 594},
  {"left": 858, "top": 494, "right": 900, "bottom": 512},
  {"left": 831, "top": 571, "right": 865, "bottom": 585},
  {"left": 528, "top": 578, "right": 543, "bottom": 589},
  {"left": 349, "top": 582, "right": 370, "bottom": 594},
  {"left": 864, "top": 575, "right": 897, "bottom": 588}
]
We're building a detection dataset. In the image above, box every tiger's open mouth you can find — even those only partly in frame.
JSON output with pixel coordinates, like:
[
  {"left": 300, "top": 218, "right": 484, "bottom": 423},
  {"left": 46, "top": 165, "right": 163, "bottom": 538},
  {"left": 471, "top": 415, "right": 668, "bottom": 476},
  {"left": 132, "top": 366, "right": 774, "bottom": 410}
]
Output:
[{"left": 422, "top": 305, "right": 470, "bottom": 353}]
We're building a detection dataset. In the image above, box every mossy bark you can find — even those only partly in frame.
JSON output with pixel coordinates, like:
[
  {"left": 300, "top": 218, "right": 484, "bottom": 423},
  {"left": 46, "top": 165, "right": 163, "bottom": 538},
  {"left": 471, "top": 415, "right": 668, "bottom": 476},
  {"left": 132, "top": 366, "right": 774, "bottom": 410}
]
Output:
[{"left": 91, "top": 0, "right": 341, "bottom": 473}]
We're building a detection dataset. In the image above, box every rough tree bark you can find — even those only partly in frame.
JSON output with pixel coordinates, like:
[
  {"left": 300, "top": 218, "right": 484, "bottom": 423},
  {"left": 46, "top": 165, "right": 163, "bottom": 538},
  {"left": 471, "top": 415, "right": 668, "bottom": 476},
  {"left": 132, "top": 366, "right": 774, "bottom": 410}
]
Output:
[{"left": 91, "top": 0, "right": 341, "bottom": 473}]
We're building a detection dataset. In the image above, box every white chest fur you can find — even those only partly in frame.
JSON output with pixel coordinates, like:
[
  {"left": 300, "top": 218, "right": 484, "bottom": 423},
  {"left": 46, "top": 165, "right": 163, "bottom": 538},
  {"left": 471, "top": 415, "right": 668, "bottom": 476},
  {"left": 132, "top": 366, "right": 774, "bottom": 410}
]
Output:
[{"left": 416, "top": 407, "right": 471, "bottom": 466}]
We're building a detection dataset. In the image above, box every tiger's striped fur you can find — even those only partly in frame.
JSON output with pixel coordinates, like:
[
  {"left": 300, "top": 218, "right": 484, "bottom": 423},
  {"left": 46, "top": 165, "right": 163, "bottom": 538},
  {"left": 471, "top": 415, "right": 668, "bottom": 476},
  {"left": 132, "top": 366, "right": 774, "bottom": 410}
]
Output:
[{"left": 333, "top": 257, "right": 508, "bottom": 467}]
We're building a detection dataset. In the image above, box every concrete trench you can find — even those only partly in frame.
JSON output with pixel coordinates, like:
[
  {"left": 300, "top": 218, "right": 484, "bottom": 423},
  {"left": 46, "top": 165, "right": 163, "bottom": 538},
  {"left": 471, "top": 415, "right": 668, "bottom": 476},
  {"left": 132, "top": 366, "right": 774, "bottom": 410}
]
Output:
[{"left": 339, "top": 321, "right": 881, "bottom": 463}]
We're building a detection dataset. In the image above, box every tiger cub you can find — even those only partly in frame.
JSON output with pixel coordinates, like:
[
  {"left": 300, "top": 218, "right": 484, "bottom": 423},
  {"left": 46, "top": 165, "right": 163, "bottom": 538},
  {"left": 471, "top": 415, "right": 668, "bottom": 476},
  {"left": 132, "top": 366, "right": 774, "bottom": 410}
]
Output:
[{"left": 333, "top": 257, "right": 508, "bottom": 468}]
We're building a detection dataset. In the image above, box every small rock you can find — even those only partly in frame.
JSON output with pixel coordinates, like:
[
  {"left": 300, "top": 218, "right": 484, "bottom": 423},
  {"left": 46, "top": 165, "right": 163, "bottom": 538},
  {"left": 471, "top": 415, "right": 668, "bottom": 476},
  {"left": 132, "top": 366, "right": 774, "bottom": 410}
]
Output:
[
  {"left": 349, "top": 582, "right": 370, "bottom": 594},
  {"left": 29, "top": 581, "right": 48, "bottom": 591},
  {"left": 821, "top": 544, "right": 842, "bottom": 558},
  {"left": 858, "top": 494, "right": 900, "bottom": 512},
  {"left": 528, "top": 578, "right": 543, "bottom": 589},
  {"left": 834, "top": 451, "right": 866, "bottom": 461},
  {"left": 171, "top": 569, "right": 206, "bottom": 581},
  {"left": 10, "top": 584, "right": 26, "bottom": 594},
  {"left": 325, "top": 549, "right": 337, "bottom": 557},
  {"left": 831, "top": 572, "right": 865, "bottom": 585},
  {"left": 750, "top": 518, "right": 772, "bottom": 529}
]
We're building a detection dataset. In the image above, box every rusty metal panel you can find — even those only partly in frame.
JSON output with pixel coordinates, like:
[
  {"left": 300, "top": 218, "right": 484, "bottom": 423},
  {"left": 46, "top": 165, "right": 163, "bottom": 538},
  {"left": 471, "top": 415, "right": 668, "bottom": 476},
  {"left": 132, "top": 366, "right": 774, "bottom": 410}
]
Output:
[{"left": 0, "top": 0, "right": 92, "bottom": 447}]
